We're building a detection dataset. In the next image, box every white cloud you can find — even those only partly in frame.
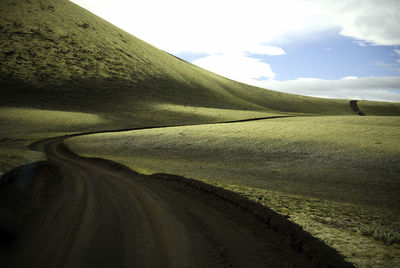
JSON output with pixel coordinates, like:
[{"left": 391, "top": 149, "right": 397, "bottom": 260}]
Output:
[
  {"left": 193, "top": 54, "right": 275, "bottom": 82},
  {"left": 71, "top": 0, "right": 400, "bottom": 55},
  {"left": 191, "top": 55, "right": 400, "bottom": 102},
  {"left": 70, "top": 0, "right": 330, "bottom": 54},
  {"left": 246, "top": 45, "right": 285, "bottom": 55},
  {"left": 254, "top": 76, "right": 400, "bottom": 102},
  {"left": 355, "top": 41, "right": 368, "bottom": 47},
  {"left": 296, "top": 78, "right": 322, "bottom": 82},
  {"left": 394, "top": 49, "right": 400, "bottom": 61},
  {"left": 316, "top": 0, "right": 400, "bottom": 46}
]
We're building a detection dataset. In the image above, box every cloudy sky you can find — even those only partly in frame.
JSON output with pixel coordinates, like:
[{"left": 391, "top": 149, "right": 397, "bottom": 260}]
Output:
[{"left": 71, "top": 0, "right": 400, "bottom": 101}]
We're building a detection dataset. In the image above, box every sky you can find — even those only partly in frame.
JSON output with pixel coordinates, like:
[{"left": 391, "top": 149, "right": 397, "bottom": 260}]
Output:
[{"left": 70, "top": 0, "right": 400, "bottom": 101}]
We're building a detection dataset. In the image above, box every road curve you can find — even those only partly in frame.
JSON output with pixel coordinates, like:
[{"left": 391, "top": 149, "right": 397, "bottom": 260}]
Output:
[
  {"left": 3, "top": 127, "right": 354, "bottom": 267},
  {"left": 349, "top": 100, "right": 365, "bottom": 116}
]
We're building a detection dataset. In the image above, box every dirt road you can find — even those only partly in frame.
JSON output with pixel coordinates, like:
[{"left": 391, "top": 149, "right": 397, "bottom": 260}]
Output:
[{"left": 3, "top": 134, "right": 353, "bottom": 267}]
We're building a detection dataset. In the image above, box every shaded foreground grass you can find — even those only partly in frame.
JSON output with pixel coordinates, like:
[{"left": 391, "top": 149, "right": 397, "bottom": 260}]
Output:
[{"left": 66, "top": 116, "right": 400, "bottom": 267}]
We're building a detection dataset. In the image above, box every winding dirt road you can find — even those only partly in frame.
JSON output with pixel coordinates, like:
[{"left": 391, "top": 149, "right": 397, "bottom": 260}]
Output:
[
  {"left": 349, "top": 100, "right": 365, "bottom": 116},
  {"left": 3, "top": 123, "right": 354, "bottom": 267}
]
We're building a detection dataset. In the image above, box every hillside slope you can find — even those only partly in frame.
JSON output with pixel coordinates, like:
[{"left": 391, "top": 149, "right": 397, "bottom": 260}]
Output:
[{"left": 0, "top": 0, "right": 358, "bottom": 120}]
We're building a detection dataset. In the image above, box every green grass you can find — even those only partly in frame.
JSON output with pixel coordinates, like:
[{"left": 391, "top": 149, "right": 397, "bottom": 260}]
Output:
[
  {"left": 358, "top": 100, "right": 400, "bottom": 116},
  {"left": 65, "top": 116, "right": 400, "bottom": 267},
  {"left": 0, "top": 107, "right": 109, "bottom": 132},
  {"left": 0, "top": 146, "right": 45, "bottom": 180},
  {"left": 66, "top": 116, "right": 400, "bottom": 208},
  {"left": 0, "top": 106, "right": 109, "bottom": 174},
  {"left": 359, "top": 224, "right": 400, "bottom": 246}
]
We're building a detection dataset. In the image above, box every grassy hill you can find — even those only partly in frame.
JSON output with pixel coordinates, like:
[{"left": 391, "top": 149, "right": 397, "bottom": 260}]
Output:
[
  {"left": 0, "top": 0, "right": 387, "bottom": 122},
  {"left": 2, "top": 0, "right": 400, "bottom": 129}
]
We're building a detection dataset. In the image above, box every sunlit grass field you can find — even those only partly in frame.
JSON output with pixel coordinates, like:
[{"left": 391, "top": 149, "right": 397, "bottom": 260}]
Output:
[
  {"left": 0, "top": 105, "right": 286, "bottom": 175},
  {"left": 66, "top": 115, "right": 400, "bottom": 267}
]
